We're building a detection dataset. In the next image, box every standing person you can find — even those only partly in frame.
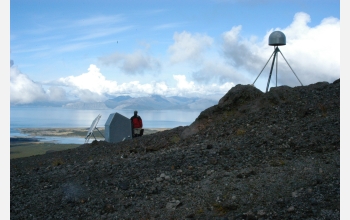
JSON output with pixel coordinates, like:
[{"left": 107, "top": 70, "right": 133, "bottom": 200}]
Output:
[{"left": 130, "top": 110, "right": 143, "bottom": 138}]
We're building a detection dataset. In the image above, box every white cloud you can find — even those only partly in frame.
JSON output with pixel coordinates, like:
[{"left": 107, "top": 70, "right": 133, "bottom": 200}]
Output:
[
  {"left": 279, "top": 12, "right": 340, "bottom": 84},
  {"left": 72, "top": 15, "right": 125, "bottom": 27},
  {"left": 172, "top": 74, "right": 234, "bottom": 97},
  {"left": 168, "top": 31, "right": 213, "bottom": 64},
  {"left": 58, "top": 64, "right": 117, "bottom": 102},
  {"left": 99, "top": 50, "right": 161, "bottom": 75},
  {"left": 153, "top": 22, "right": 182, "bottom": 30},
  {"left": 221, "top": 12, "right": 340, "bottom": 87},
  {"left": 192, "top": 60, "right": 251, "bottom": 84},
  {"left": 173, "top": 75, "right": 195, "bottom": 90},
  {"left": 70, "top": 26, "right": 132, "bottom": 42},
  {"left": 47, "top": 86, "right": 67, "bottom": 101},
  {"left": 10, "top": 67, "right": 49, "bottom": 104},
  {"left": 222, "top": 26, "right": 269, "bottom": 72}
]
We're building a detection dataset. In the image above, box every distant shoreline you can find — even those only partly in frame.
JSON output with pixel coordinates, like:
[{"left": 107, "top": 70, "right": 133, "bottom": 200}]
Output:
[
  {"left": 10, "top": 127, "right": 170, "bottom": 159},
  {"left": 14, "top": 127, "right": 169, "bottom": 138}
]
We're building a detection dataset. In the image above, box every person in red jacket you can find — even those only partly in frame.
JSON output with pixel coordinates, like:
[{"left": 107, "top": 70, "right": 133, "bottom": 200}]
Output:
[{"left": 130, "top": 110, "right": 143, "bottom": 138}]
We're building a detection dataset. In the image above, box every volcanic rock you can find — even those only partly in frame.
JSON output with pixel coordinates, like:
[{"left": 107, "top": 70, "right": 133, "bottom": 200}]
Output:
[{"left": 11, "top": 79, "right": 340, "bottom": 219}]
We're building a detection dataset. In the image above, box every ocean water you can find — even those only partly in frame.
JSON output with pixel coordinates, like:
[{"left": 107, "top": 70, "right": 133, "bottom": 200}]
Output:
[{"left": 10, "top": 106, "right": 202, "bottom": 144}]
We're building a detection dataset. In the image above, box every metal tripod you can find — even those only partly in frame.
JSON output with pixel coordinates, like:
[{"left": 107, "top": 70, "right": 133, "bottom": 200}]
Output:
[
  {"left": 85, "top": 127, "right": 105, "bottom": 144},
  {"left": 252, "top": 46, "right": 303, "bottom": 92},
  {"left": 84, "top": 114, "right": 105, "bottom": 144}
]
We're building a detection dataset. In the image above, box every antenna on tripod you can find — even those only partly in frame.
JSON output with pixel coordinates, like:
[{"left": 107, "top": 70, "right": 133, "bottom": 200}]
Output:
[{"left": 252, "top": 31, "right": 303, "bottom": 92}]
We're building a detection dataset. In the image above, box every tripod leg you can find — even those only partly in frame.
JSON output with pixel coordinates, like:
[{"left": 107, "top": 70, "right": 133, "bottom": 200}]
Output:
[
  {"left": 252, "top": 49, "right": 276, "bottom": 86},
  {"left": 276, "top": 52, "right": 278, "bottom": 87},
  {"left": 266, "top": 50, "right": 278, "bottom": 92},
  {"left": 278, "top": 50, "right": 303, "bottom": 86},
  {"left": 95, "top": 127, "right": 105, "bottom": 138}
]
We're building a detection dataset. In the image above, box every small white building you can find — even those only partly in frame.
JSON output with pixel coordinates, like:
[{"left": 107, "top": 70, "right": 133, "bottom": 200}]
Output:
[{"left": 105, "top": 112, "right": 132, "bottom": 143}]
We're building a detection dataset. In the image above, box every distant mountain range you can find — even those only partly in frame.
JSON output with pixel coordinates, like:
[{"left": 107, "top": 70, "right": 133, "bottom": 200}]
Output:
[
  {"left": 60, "top": 95, "right": 219, "bottom": 110},
  {"left": 10, "top": 95, "right": 219, "bottom": 110}
]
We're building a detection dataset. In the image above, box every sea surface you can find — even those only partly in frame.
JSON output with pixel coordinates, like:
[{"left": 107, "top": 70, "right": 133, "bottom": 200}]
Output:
[{"left": 10, "top": 106, "right": 202, "bottom": 144}]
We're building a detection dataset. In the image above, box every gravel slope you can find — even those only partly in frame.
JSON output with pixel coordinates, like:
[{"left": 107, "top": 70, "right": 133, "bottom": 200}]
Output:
[{"left": 10, "top": 79, "right": 340, "bottom": 219}]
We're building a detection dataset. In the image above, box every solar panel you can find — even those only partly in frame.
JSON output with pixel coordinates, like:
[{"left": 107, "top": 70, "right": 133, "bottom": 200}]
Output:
[{"left": 85, "top": 114, "right": 104, "bottom": 143}]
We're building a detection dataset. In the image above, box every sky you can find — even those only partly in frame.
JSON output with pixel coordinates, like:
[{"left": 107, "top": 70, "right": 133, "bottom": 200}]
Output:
[{"left": 9, "top": 0, "right": 340, "bottom": 105}]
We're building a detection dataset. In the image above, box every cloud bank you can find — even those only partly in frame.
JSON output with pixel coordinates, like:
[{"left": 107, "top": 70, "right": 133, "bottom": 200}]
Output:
[
  {"left": 56, "top": 64, "right": 232, "bottom": 101},
  {"left": 10, "top": 66, "right": 67, "bottom": 104}
]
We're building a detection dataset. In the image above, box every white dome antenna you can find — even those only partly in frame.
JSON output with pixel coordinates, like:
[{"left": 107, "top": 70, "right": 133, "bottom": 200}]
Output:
[{"left": 252, "top": 31, "right": 303, "bottom": 92}]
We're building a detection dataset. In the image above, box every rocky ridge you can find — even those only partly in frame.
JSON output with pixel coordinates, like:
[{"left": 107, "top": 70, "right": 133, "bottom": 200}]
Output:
[{"left": 10, "top": 79, "right": 340, "bottom": 219}]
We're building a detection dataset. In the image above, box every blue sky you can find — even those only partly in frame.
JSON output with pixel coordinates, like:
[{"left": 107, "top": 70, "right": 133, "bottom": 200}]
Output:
[{"left": 9, "top": 0, "right": 340, "bottom": 105}]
